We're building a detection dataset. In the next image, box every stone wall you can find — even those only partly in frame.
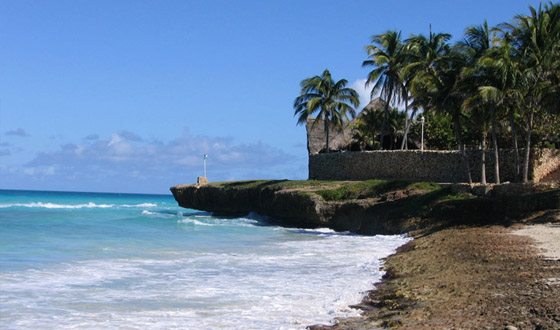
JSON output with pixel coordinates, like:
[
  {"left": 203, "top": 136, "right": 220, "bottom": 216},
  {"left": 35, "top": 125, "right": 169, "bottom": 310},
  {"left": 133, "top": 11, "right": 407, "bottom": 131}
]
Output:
[
  {"left": 309, "top": 149, "right": 560, "bottom": 183},
  {"left": 532, "top": 148, "right": 560, "bottom": 181}
]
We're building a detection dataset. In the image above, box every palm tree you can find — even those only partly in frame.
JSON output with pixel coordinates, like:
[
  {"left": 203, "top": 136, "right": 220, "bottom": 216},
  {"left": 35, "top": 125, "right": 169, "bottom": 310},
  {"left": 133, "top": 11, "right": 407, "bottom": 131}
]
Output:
[
  {"left": 386, "top": 107, "right": 407, "bottom": 149},
  {"left": 403, "top": 28, "right": 453, "bottom": 83},
  {"left": 398, "top": 43, "right": 416, "bottom": 150},
  {"left": 540, "top": 4, "right": 560, "bottom": 112},
  {"left": 463, "top": 94, "right": 494, "bottom": 184},
  {"left": 351, "top": 109, "right": 383, "bottom": 151},
  {"left": 363, "top": 30, "right": 405, "bottom": 149},
  {"left": 461, "top": 21, "right": 503, "bottom": 184},
  {"left": 461, "top": 21, "right": 492, "bottom": 58},
  {"left": 405, "top": 28, "right": 474, "bottom": 183},
  {"left": 351, "top": 123, "right": 376, "bottom": 151},
  {"left": 476, "top": 36, "right": 526, "bottom": 182},
  {"left": 293, "top": 69, "right": 360, "bottom": 153},
  {"left": 499, "top": 2, "right": 560, "bottom": 182}
]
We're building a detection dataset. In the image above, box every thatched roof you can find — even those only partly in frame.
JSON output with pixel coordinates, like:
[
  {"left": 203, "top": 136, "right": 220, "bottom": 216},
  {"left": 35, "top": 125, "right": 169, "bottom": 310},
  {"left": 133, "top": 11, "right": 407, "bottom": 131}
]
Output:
[
  {"left": 360, "top": 97, "right": 387, "bottom": 115},
  {"left": 305, "top": 98, "right": 387, "bottom": 154},
  {"left": 305, "top": 118, "right": 353, "bottom": 154}
]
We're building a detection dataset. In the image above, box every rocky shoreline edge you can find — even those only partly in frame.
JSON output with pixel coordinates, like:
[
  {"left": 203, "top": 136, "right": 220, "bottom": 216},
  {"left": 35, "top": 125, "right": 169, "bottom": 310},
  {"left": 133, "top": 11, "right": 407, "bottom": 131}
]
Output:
[
  {"left": 309, "top": 218, "right": 560, "bottom": 329},
  {"left": 170, "top": 180, "right": 560, "bottom": 329},
  {"left": 170, "top": 180, "right": 559, "bottom": 235}
]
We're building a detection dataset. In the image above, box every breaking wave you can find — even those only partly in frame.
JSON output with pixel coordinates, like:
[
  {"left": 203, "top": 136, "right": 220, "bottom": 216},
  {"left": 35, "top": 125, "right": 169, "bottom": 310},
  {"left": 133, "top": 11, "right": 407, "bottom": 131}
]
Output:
[
  {"left": 0, "top": 202, "right": 114, "bottom": 209},
  {"left": 0, "top": 202, "right": 159, "bottom": 210}
]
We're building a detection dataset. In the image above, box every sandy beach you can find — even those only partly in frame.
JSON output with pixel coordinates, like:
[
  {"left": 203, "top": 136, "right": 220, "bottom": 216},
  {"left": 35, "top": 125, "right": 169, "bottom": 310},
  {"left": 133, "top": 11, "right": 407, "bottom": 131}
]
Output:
[{"left": 512, "top": 222, "right": 560, "bottom": 261}]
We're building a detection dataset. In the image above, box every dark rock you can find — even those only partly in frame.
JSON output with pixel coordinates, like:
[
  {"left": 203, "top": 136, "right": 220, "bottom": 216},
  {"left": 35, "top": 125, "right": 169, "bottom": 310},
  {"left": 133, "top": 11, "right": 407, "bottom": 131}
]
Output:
[{"left": 170, "top": 183, "right": 560, "bottom": 235}]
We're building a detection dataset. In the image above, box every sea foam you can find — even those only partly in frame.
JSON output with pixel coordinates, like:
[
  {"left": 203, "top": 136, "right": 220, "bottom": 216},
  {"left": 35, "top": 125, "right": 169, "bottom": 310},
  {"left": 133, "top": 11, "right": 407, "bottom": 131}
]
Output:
[
  {"left": 0, "top": 190, "right": 411, "bottom": 329},
  {"left": 0, "top": 202, "right": 114, "bottom": 209},
  {"left": 0, "top": 231, "right": 410, "bottom": 329}
]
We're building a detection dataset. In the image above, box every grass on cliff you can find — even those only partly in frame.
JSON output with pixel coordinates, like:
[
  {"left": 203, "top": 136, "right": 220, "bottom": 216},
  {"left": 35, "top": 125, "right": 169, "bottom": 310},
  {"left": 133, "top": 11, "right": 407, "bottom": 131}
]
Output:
[
  {"left": 207, "top": 179, "right": 480, "bottom": 219},
  {"left": 208, "top": 179, "right": 343, "bottom": 190},
  {"left": 209, "top": 179, "right": 447, "bottom": 202},
  {"left": 315, "top": 180, "right": 442, "bottom": 201}
]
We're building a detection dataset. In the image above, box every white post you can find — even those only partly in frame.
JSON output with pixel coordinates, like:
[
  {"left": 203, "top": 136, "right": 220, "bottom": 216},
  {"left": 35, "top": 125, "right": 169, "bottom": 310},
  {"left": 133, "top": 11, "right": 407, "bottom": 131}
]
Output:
[
  {"left": 203, "top": 154, "right": 208, "bottom": 177},
  {"left": 421, "top": 116, "right": 425, "bottom": 152}
]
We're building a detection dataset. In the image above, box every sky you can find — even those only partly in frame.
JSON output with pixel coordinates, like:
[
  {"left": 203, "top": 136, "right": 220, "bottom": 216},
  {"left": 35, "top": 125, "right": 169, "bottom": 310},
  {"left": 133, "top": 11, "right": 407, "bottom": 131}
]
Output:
[{"left": 0, "top": 0, "right": 547, "bottom": 194}]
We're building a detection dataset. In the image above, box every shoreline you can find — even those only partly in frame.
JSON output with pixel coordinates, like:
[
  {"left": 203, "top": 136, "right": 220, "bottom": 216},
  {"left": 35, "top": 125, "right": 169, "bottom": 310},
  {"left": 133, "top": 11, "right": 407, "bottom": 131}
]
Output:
[
  {"left": 170, "top": 180, "right": 560, "bottom": 328},
  {"left": 310, "top": 210, "right": 560, "bottom": 329},
  {"left": 170, "top": 181, "right": 560, "bottom": 235}
]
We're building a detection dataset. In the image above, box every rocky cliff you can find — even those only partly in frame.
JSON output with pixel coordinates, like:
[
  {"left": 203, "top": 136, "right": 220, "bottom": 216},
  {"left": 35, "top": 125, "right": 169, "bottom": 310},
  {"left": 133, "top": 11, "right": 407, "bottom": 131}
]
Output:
[{"left": 170, "top": 181, "right": 560, "bottom": 235}]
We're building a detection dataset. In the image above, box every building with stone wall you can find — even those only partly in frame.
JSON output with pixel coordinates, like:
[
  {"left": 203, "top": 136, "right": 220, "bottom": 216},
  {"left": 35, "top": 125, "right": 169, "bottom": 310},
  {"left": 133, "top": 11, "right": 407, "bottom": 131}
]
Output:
[
  {"left": 308, "top": 149, "right": 560, "bottom": 183},
  {"left": 304, "top": 97, "right": 559, "bottom": 183}
]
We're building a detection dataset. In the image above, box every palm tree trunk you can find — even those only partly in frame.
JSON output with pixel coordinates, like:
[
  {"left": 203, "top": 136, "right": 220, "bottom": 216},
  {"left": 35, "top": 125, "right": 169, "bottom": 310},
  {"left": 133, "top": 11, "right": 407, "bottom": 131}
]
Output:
[
  {"left": 522, "top": 112, "right": 533, "bottom": 183},
  {"left": 401, "top": 107, "right": 417, "bottom": 150},
  {"left": 481, "top": 131, "right": 487, "bottom": 185},
  {"left": 509, "top": 109, "right": 520, "bottom": 182},
  {"left": 379, "top": 108, "right": 388, "bottom": 148},
  {"left": 453, "top": 111, "right": 473, "bottom": 184},
  {"left": 400, "top": 97, "right": 410, "bottom": 150},
  {"left": 325, "top": 117, "right": 330, "bottom": 153},
  {"left": 379, "top": 92, "right": 392, "bottom": 149},
  {"left": 490, "top": 108, "right": 500, "bottom": 184}
]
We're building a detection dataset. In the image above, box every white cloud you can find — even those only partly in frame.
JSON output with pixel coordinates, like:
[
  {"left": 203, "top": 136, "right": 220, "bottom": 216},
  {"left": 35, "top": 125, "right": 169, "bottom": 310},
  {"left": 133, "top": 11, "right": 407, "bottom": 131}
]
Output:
[
  {"left": 0, "top": 165, "right": 17, "bottom": 174},
  {"left": 20, "top": 130, "right": 298, "bottom": 191},
  {"left": 22, "top": 166, "right": 55, "bottom": 176},
  {"left": 44, "top": 166, "right": 55, "bottom": 175},
  {"left": 350, "top": 79, "right": 409, "bottom": 112},
  {"left": 350, "top": 79, "right": 375, "bottom": 112},
  {"left": 108, "top": 133, "right": 134, "bottom": 156}
]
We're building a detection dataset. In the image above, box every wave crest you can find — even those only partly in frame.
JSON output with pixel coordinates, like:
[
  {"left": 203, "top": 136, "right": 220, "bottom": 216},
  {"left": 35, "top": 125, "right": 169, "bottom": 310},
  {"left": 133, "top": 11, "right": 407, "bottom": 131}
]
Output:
[
  {"left": 0, "top": 202, "right": 114, "bottom": 209},
  {"left": 123, "top": 203, "right": 157, "bottom": 208}
]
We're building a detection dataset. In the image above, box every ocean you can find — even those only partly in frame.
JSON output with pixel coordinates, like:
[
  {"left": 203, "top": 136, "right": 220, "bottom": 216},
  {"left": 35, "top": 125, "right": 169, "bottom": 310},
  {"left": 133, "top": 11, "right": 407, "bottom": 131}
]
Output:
[{"left": 0, "top": 189, "right": 410, "bottom": 329}]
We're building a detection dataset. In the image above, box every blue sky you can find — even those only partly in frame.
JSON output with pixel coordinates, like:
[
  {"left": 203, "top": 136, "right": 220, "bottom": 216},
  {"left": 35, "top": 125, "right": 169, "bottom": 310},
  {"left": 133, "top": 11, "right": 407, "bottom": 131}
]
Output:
[{"left": 0, "top": 0, "right": 545, "bottom": 194}]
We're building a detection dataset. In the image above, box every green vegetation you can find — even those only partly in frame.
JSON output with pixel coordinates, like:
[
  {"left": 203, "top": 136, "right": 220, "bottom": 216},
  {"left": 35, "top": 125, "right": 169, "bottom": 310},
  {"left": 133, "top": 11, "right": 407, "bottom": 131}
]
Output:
[
  {"left": 352, "top": 106, "right": 406, "bottom": 150},
  {"left": 210, "top": 180, "right": 284, "bottom": 189},
  {"left": 293, "top": 69, "right": 360, "bottom": 153},
  {"left": 212, "top": 179, "right": 441, "bottom": 201},
  {"left": 316, "top": 180, "right": 442, "bottom": 201},
  {"left": 294, "top": 2, "right": 560, "bottom": 184},
  {"left": 407, "top": 181, "right": 442, "bottom": 191},
  {"left": 208, "top": 181, "right": 559, "bottom": 224},
  {"left": 439, "top": 192, "right": 478, "bottom": 201},
  {"left": 206, "top": 179, "right": 494, "bottom": 221},
  {"left": 210, "top": 179, "right": 339, "bottom": 190},
  {"left": 363, "top": 30, "right": 406, "bottom": 148},
  {"left": 399, "top": 188, "right": 451, "bottom": 216}
]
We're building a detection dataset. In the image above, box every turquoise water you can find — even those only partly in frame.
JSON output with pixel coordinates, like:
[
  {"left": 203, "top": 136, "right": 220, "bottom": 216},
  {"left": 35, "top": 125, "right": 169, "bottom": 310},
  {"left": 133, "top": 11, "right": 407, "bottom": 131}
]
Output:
[{"left": 0, "top": 189, "right": 410, "bottom": 329}]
